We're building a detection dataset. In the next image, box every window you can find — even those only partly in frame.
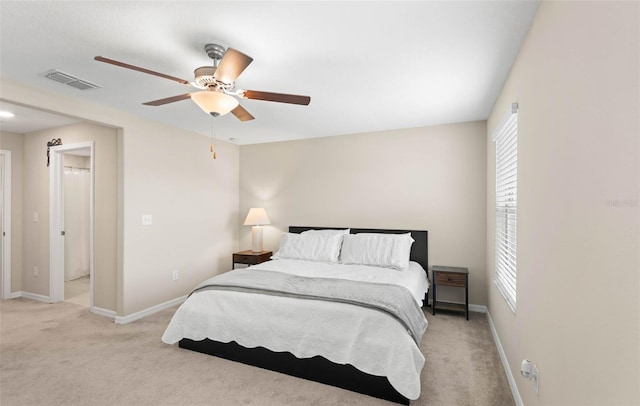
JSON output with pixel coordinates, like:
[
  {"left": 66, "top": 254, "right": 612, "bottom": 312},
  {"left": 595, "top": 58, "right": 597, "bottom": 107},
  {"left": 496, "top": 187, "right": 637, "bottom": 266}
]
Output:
[{"left": 493, "top": 102, "right": 518, "bottom": 312}]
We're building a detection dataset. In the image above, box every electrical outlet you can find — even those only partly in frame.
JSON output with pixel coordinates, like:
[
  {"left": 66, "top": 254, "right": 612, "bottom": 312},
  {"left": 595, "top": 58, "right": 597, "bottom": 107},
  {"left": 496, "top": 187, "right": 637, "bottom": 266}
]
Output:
[
  {"left": 141, "top": 214, "right": 153, "bottom": 226},
  {"left": 33, "top": 266, "right": 39, "bottom": 277},
  {"left": 172, "top": 270, "right": 179, "bottom": 281},
  {"left": 33, "top": 212, "right": 39, "bottom": 223},
  {"left": 521, "top": 359, "right": 540, "bottom": 396},
  {"left": 532, "top": 364, "right": 539, "bottom": 396}
]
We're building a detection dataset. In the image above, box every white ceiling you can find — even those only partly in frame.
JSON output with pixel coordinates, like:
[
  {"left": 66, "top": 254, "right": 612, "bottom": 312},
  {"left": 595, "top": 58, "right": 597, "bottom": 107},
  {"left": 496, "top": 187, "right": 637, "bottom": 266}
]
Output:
[
  {"left": 0, "top": 101, "right": 81, "bottom": 134},
  {"left": 0, "top": 1, "right": 539, "bottom": 145}
]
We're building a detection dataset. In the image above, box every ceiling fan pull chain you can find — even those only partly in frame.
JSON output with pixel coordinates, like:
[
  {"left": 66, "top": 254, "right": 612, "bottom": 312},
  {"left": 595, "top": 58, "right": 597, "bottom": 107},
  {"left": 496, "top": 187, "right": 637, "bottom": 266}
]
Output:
[
  {"left": 210, "top": 116, "right": 214, "bottom": 153},
  {"left": 213, "top": 118, "right": 217, "bottom": 159},
  {"left": 210, "top": 116, "right": 217, "bottom": 159}
]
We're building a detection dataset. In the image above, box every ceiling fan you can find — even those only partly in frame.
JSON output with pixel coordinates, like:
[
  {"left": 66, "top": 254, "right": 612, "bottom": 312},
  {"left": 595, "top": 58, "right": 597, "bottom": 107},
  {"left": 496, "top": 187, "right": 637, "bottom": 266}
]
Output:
[{"left": 95, "top": 43, "right": 310, "bottom": 121}]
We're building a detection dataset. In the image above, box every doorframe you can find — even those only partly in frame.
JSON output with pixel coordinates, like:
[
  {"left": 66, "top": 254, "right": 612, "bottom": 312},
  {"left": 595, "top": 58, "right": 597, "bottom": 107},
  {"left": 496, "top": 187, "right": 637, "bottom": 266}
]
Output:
[
  {"left": 49, "top": 142, "right": 95, "bottom": 306},
  {"left": 0, "top": 150, "right": 11, "bottom": 300}
]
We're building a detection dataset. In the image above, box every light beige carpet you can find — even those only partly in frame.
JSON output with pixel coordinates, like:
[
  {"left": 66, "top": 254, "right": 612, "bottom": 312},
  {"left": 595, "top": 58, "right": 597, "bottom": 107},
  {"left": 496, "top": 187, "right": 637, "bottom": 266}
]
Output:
[
  {"left": 64, "top": 275, "right": 90, "bottom": 306},
  {"left": 0, "top": 298, "right": 514, "bottom": 406}
]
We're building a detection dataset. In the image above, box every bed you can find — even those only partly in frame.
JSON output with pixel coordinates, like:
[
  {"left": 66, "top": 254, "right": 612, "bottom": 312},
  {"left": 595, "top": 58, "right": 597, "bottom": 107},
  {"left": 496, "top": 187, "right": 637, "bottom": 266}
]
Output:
[{"left": 162, "top": 227, "right": 429, "bottom": 404}]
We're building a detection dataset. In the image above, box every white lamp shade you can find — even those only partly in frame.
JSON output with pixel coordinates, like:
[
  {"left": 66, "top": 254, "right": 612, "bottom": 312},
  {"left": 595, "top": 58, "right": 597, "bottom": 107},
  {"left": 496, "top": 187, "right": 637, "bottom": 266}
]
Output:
[
  {"left": 191, "top": 90, "right": 239, "bottom": 116},
  {"left": 244, "top": 208, "right": 271, "bottom": 226}
]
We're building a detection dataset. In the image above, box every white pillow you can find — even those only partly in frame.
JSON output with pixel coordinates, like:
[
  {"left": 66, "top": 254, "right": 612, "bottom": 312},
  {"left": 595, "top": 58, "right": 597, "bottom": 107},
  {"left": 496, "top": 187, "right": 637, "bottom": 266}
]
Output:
[
  {"left": 301, "top": 228, "right": 350, "bottom": 236},
  {"left": 273, "top": 232, "right": 345, "bottom": 263},
  {"left": 340, "top": 233, "right": 415, "bottom": 270}
]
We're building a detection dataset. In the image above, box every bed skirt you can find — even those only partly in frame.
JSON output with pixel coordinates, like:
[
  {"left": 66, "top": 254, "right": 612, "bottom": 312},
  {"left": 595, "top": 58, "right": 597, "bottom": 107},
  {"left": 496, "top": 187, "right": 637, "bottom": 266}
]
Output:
[{"left": 179, "top": 338, "right": 410, "bottom": 405}]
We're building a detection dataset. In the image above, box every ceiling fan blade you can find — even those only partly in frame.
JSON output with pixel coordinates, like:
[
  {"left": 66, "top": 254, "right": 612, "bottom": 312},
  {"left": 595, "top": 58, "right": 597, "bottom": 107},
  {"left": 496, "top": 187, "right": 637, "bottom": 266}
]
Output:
[
  {"left": 143, "top": 93, "right": 192, "bottom": 106},
  {"left": 214, "top": 48, "right": 253, "bottom": 83},
  {"left": 231, "top": 104, "right": 255, "bottom": 122},
  {"left": 95, "top": 56, "right": 190, "bottom": 85},
  {"left": 241, "top": 90, "right": 311, "bottom": 106}
]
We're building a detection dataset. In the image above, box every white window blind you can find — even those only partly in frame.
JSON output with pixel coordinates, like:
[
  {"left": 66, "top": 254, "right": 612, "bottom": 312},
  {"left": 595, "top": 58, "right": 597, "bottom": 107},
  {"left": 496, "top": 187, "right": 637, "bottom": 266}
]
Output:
[{"left": 493, "top": 102, "right": 518, "bottom": 312}]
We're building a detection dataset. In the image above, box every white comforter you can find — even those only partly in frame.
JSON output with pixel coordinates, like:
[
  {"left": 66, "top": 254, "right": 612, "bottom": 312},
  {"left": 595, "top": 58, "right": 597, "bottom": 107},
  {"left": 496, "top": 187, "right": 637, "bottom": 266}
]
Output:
[{"left": 162, "top": 259, "right": 429, "bottom": 400}]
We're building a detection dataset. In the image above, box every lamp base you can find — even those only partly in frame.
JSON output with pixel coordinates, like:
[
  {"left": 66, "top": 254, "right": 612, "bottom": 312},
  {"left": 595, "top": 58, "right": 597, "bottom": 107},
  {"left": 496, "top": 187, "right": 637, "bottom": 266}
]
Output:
[{"left": 251, "top": 226, "right": 263, "bottom": 253}]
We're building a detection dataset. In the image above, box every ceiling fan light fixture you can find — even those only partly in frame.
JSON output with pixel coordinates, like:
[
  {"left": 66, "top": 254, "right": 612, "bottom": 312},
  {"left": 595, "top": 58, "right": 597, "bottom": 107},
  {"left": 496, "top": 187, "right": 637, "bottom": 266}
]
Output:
[{"left": 191, "top": 90, "right": 239, "bottom": 117}]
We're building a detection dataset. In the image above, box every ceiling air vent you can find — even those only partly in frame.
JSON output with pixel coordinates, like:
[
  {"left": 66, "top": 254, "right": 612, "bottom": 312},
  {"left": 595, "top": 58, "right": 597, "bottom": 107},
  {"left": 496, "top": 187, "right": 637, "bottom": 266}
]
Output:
[{"left": 43, "top": 69, "right": 101, "bottom": 90}]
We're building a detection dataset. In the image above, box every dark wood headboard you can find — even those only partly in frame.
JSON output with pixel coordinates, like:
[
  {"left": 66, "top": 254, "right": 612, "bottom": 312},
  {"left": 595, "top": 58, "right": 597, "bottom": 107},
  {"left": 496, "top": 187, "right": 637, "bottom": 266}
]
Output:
[{"left": 288, "top": 226, "right": 428, "bottom": 272}]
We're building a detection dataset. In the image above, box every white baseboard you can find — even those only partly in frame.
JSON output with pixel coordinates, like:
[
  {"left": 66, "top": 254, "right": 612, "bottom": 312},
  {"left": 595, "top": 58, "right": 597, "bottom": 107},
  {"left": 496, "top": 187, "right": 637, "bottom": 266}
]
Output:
[
  {"left": 487, "top": 310, "right": 523, "bottom": 406},
  {"left": 8, "top": 291, "right": 183, "bottom": 325},
  {"left": 15, "top": 291, "right": 51, "bottom": 302},
  {"left": 470, "top": 304, "right": 487, "bottom": 313},
  {"left": 115, "top": 295, "right": 187, "bottom": 324},
  {"left": 12, "top": 292, "right": 116, "bottom": 321},
  {"left": 8, "top": 291, "right": 22, "bottom": 299},
  {"left": 91, "top": 306, "right": 116, "bottom": 319}
]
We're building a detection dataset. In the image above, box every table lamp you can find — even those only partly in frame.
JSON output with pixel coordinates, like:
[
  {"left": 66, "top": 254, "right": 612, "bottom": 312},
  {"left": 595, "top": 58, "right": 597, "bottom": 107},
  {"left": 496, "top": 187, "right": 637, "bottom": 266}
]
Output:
[{"left": 243, "top": 208, "right": 271, "bottom": 252}]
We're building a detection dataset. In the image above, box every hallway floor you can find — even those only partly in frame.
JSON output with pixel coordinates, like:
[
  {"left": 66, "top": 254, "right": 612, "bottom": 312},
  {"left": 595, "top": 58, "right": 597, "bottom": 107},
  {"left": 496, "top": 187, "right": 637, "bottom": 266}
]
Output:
[{"left": 64, "top": 275, "right": 89, "bottom": 307}]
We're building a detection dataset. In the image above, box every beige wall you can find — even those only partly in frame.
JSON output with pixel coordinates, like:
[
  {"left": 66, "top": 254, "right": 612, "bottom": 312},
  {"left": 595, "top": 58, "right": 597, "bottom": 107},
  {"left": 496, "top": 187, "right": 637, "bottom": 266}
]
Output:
[
  {"left": 240, "top": 121, "right": 487, "bottom": 305},
  {"left": 121, "top": 118, "right": 239, "bottom": 315},
  {"left": 486, "top": 1, "right": 639, "bottom": 404},
  {"left": 21, "top": 122, "right": 118, "bottom": 310},
  {"left": 1, "top": 79, "right": 240, "bottom": 317},
  {"left": 0, "top": 131, "right": 24, "bottom": 293}
]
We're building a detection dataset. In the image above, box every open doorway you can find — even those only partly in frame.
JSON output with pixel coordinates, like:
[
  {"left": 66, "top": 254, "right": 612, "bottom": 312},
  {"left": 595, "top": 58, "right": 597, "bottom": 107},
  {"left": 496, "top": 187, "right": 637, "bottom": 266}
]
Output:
[
  {"left": 0, "top": 150, "right": 11, "bottom": 300},
  {"left": 62, "top": 150, "right": 91, "bottom": 306},
  {"left": 49, "top": 142, "right": 94, "bottom": 308}
]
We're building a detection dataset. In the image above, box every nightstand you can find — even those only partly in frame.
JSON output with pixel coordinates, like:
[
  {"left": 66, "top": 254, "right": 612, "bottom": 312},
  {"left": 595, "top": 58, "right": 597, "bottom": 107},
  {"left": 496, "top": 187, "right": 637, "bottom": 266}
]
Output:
[
  {"left": 232, "top": 250, "right": 272, "bottom": 269},
  {"left": 432, "top": 265, "right": 469, "bottom": 320}
]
